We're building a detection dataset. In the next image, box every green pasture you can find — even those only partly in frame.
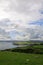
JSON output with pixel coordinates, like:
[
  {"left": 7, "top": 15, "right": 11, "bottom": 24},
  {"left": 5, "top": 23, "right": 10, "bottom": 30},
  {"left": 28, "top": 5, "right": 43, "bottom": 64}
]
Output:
[{"left": 0, "top": 51, "right": 43, "bottom": 65}]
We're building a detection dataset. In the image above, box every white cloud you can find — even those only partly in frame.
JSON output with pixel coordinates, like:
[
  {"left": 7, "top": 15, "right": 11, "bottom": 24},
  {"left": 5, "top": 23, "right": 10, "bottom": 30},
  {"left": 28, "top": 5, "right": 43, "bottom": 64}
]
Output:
[
  {"left": 0, "top": 0, "right": 43, "bottom": 40},
  {"left": 0, "top": 28, "right": 11, "bottom": 40},
  {"left": 0, "top": 18, "right": 43, "bottom": 40},
  {"left": 6, "top": 0, "right": 43, "bottom": 21},
  {"left": 0, "top": 0, "right": 43, "bottom": 21}
]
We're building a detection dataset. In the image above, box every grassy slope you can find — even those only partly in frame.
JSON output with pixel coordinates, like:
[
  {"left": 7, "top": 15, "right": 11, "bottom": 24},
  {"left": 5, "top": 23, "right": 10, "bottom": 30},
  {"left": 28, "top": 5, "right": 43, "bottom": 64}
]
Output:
[
  {"left": 10, "top": 44, "right": 43, "bottom": 54},
  {"left": 0, "top": 51, "right": 43, "bottom": 65},
  {"left": 13, "top": 41, "right": 31, "bottom": 44},
  {"left": 13, "top": 41, "right": 43, "bottom": 45}
]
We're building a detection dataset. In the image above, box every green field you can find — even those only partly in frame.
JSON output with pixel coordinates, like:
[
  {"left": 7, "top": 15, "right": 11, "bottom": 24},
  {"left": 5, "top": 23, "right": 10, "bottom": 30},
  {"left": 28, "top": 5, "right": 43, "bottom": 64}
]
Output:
[
  {"left": 5, "top": 44, "right": 43, "bottom": 54},
  {"left": 0, "top": 51, "right": 43, "bottom": 65},
  {"left": 0, "top": 41, "right": 43, "bottom": 65}
]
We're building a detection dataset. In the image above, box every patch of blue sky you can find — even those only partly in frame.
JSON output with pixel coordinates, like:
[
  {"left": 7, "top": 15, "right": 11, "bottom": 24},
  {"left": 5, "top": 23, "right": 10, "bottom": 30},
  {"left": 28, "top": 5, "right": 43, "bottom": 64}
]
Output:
[
  {"left": 29, "top": 19, "right": 43, "bottom": 25},
  {"left": 39, "top": 10, "right": 43, "bottom": 14},
  {"left": 9, "top": 30, "right": 25, "bottom": 39},
  {"left": 9, "top": 30, "right": 18, "bottom": 36}
]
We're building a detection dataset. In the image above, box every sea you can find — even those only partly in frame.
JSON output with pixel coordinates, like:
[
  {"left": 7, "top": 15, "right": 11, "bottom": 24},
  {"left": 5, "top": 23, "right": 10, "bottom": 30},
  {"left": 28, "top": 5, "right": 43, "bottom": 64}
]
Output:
[{"left": 0, "top": 41, "right": 18, "bottom": 50}]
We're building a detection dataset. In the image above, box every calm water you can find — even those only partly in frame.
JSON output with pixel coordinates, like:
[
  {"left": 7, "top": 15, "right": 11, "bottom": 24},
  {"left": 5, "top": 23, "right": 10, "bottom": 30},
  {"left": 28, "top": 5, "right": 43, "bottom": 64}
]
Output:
[{"left": 0, "top": 42, "right": 18, "bottom": 50}]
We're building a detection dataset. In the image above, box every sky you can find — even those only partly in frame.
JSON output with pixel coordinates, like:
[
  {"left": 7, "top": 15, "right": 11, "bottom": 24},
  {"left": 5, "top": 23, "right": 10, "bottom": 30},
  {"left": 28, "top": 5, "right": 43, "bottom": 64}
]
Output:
[{"left": 0, "top": 0, "right": 43, "bottom": 40}]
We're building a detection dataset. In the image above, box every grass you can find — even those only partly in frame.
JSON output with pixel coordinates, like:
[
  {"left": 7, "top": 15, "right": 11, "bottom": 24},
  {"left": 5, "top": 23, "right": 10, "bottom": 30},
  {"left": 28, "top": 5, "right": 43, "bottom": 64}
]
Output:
[
  {"left": 13, "top": 41, "right": 43, "bottom": 45},
  {"left": 17, "top": 44, "right": 43, "bottom": 49},
  {"left": 0, "top": 51, "right": 43, "bottom": 65},
  {"left": 32, "top": 45, "right": 43, "bottom": 49},
  {"left": 4, "top": 44, "right": 43, "bottom": 54},
  {"left": 13, "top": 41, "right": 31, "bottom": 44},
  {"left": 0, "top": 42, "right": 43, "bottom": 65}
]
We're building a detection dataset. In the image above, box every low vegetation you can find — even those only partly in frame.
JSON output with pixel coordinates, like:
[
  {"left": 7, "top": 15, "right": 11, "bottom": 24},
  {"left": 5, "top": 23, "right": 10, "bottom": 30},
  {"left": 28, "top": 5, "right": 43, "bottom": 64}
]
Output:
[
  {"left": 0, "top": 41, "right": 43, "bottom": 65},
  {"left": 3, "top": 44, "right": 43, "bottom": 54},
  {"left": 0, "top": 51, "right": 43, "bottom": 65}
]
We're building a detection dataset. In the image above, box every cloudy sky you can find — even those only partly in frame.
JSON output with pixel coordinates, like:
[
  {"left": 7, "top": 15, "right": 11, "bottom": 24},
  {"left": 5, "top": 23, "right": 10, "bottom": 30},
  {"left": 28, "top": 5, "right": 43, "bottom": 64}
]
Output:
[{"left": 0, "top": 0, "right": 43, "bottom": 40}]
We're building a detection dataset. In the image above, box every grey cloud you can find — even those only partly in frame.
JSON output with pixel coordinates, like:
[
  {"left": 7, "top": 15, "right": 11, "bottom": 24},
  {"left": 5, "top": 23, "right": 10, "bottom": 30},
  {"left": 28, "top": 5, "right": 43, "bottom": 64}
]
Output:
[
  {"left": 0, "top": 0, "right": 43, "bottom": 40},
  {"left": 0, "top": 18, "right": 43, "bottom": 40},
  {"left": 9, "top": 0, "right": 43, "bottom": 15},
  {"left": 25, "top": 26, "right": 43, "bottom": 40},
  {"left": 12, "top": 27, "right": 43, "bottom": 40},
  {"left": 0, "top": 0, "right": 42, "bottom": 23},
  {"left": 4, "top": 0, "right": 43, "bottom": 22},
  {"left": 0, "top": 18, "right": 11, "bottom": 26},
  {"left": 0, "top": 28, "right": 11, "bottom": 40}
]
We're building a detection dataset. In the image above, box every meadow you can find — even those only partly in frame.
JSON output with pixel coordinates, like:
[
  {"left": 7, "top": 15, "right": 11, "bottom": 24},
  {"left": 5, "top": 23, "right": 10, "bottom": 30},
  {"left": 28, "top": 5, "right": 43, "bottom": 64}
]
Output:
[
  {"left": 0, "top": 41, "right": 43, "bottom": 65},
  {"left": 0, "top": 51, "right": 43, "bottom": 65}
]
